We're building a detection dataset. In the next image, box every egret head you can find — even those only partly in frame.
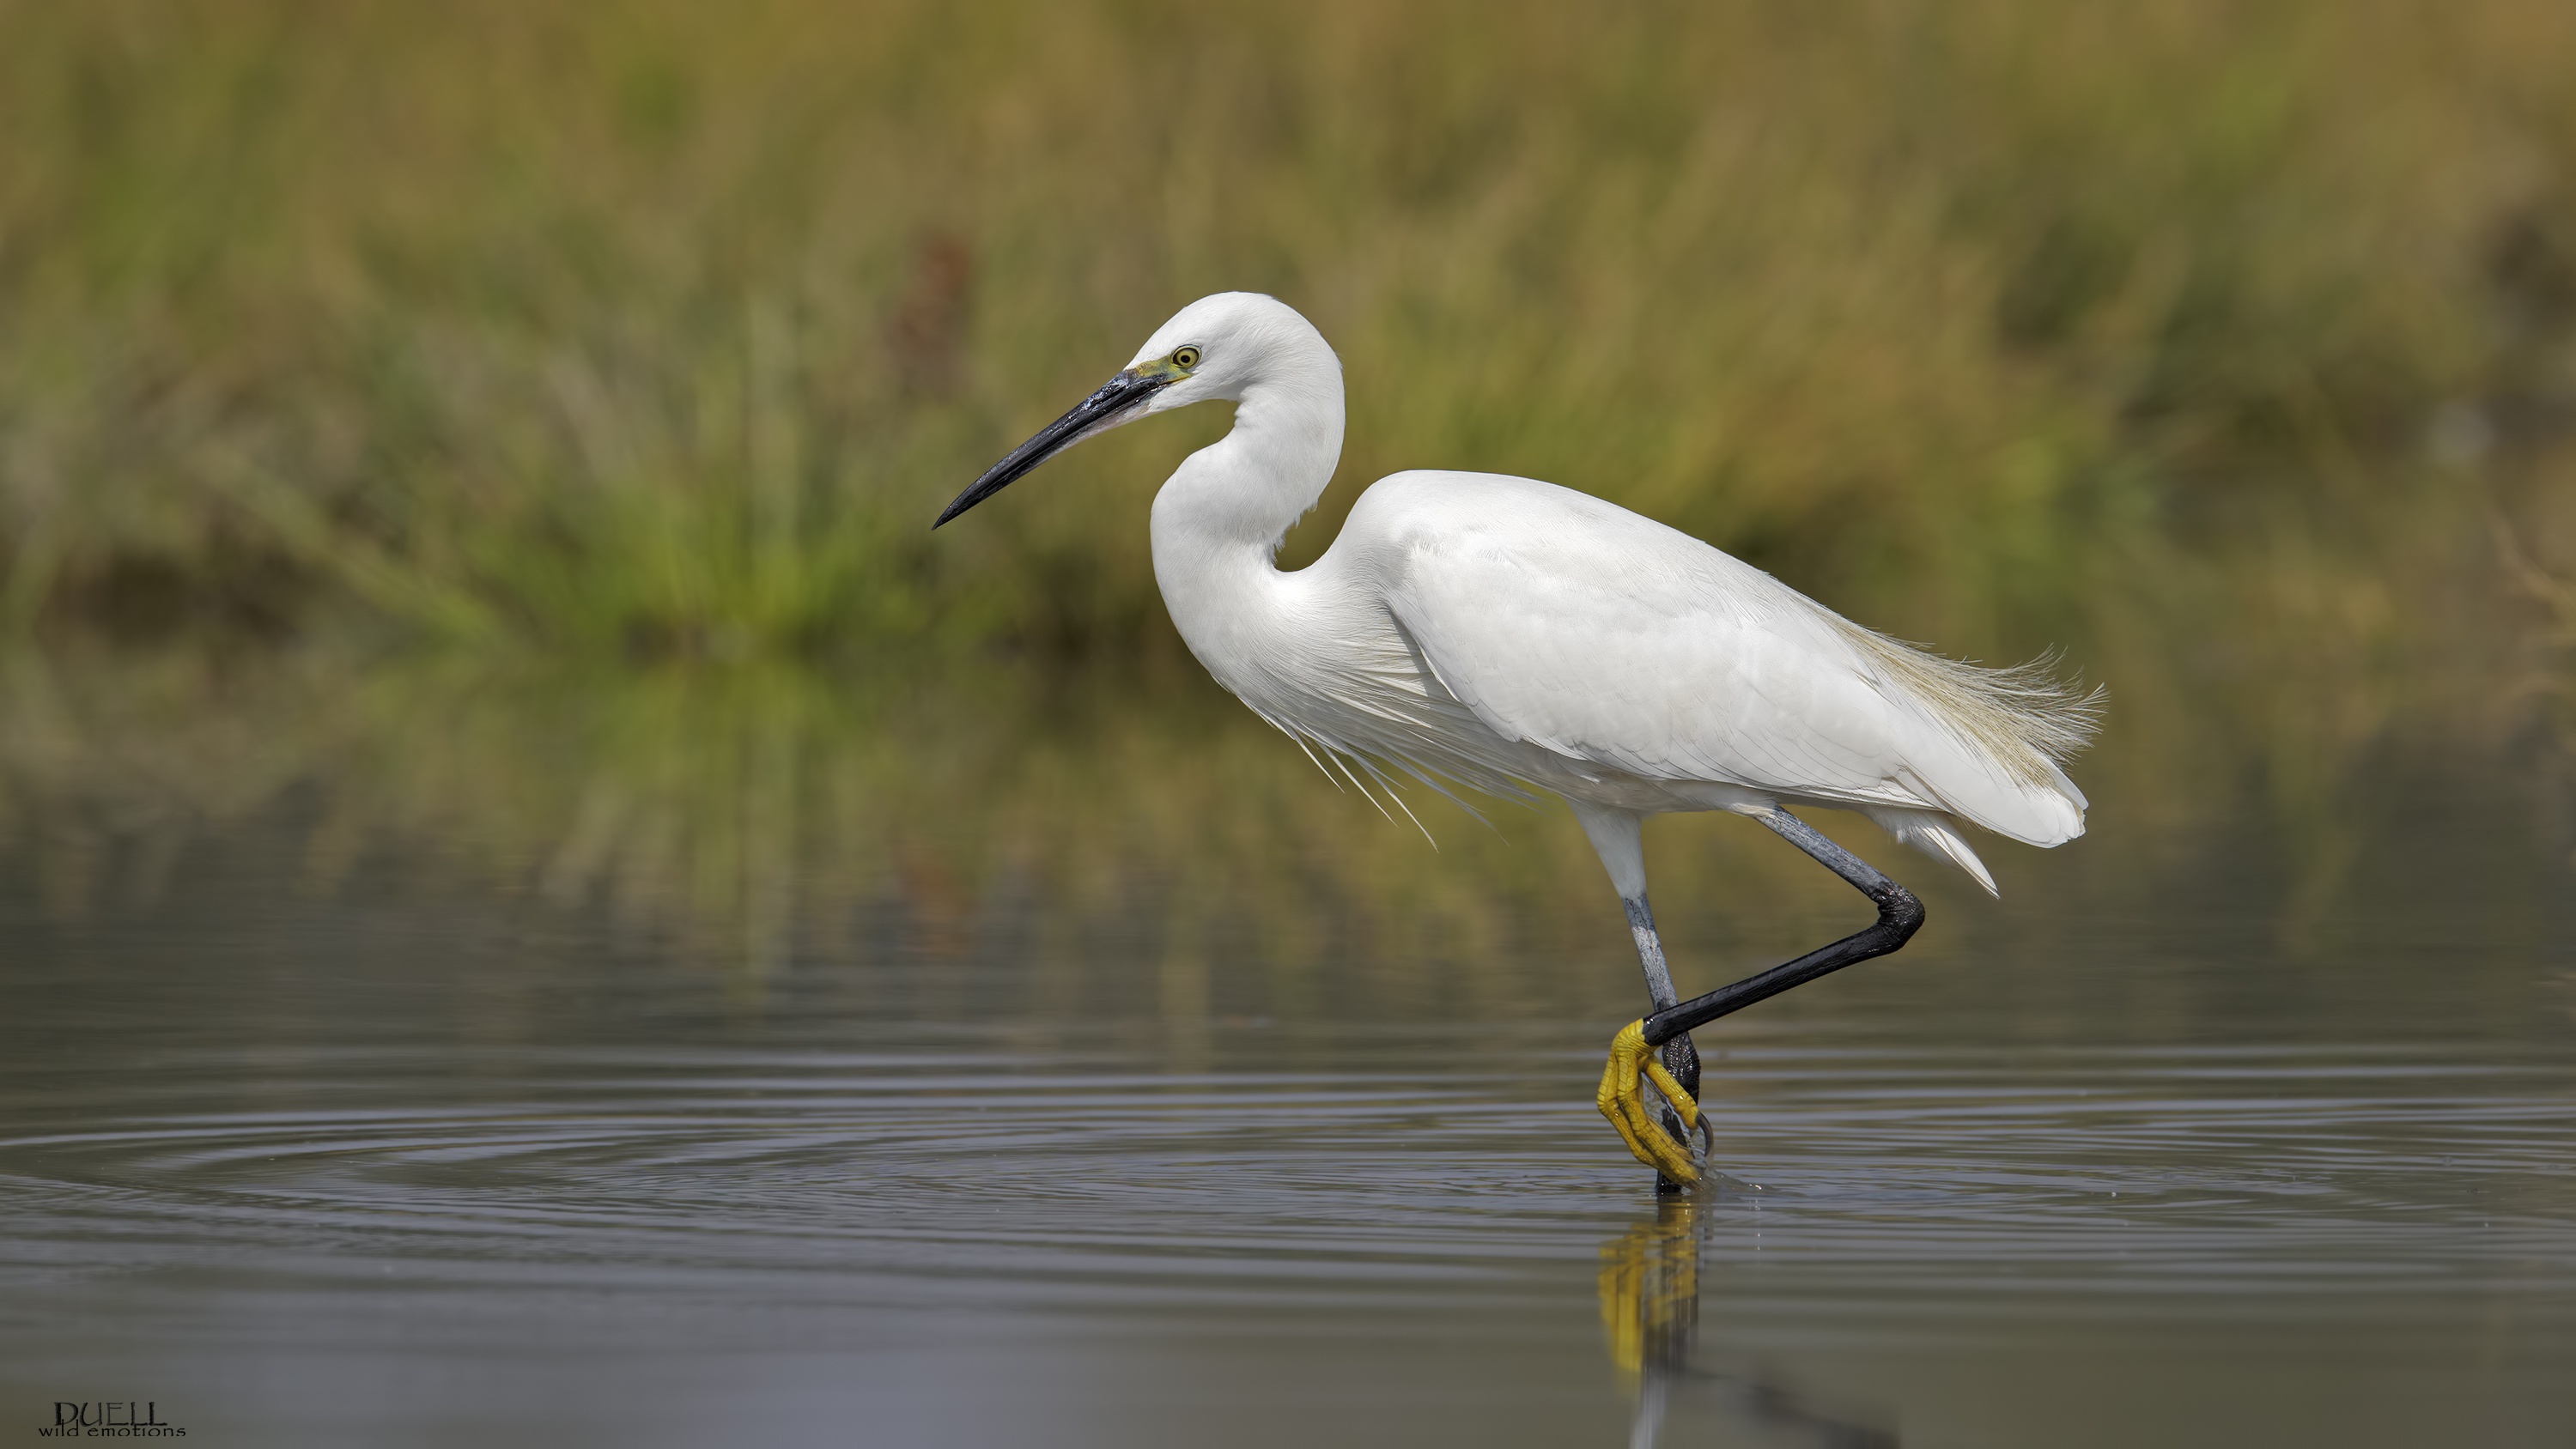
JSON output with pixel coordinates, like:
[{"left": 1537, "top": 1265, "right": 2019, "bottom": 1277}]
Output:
[{"left": 934, "top": 292, "right": 1327, "bottom": 527}]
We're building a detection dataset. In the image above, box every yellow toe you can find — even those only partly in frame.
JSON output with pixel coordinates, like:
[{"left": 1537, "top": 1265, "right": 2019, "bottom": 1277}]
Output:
[{"left": 1642, "top": 1054, "right": 1698, "bottom": 1130}]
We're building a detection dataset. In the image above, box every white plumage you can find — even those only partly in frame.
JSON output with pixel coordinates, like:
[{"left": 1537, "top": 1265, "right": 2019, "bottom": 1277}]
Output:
[
  {"left": 1111, "top": 293, "right": 2094, "bottom": 894},
  {"left": 940, "top": 290, "right": 2099, "bottom": 1182}
]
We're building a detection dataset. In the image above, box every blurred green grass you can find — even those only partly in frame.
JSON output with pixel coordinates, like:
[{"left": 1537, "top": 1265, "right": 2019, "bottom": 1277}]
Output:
[{"left": 3, "top": 0, "right": 2571, "bottom": 668}]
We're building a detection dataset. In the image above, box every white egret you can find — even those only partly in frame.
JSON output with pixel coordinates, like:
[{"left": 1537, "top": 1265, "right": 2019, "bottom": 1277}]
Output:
[{"left": 937, "top": 293, "right": 2098, "bottom": 1185}]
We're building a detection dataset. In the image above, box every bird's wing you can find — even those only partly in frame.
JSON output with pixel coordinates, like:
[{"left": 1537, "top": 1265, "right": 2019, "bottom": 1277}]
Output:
[{"left": 1358, "top": 472, "right": 2084, "bottom": 846}]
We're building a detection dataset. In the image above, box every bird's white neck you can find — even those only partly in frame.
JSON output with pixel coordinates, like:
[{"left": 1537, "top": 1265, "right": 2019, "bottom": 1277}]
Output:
[{"left": 1148, "top": 338, "right": 1345, "bottom": 573}]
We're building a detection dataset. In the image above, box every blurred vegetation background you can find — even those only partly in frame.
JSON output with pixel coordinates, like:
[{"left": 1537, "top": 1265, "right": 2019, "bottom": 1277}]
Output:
[{"left": 3, "top": 0, "right": 2574, "bottom": 974}]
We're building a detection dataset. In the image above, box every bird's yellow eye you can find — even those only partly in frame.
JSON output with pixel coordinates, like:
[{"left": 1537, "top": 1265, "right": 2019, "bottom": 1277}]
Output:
[{"left": 1172, "top": 346, "right": 1202, "bottom": 369}]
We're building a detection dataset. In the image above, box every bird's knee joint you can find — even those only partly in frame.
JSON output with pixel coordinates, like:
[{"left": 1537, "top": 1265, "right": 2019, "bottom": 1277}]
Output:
[{"left": 1879, "top": 883, "right": 1926, "bottom": 942}]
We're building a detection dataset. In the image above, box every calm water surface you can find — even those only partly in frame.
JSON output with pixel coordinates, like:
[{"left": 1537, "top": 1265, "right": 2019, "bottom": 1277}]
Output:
[{"left": 3, "top": 755, "right": 2573, "bottom": 1447}]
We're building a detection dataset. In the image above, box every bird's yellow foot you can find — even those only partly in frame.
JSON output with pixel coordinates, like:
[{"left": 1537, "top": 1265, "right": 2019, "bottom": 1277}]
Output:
[{"left": 1595, "top": 1020, "right": 1701, "bottom": 1185}]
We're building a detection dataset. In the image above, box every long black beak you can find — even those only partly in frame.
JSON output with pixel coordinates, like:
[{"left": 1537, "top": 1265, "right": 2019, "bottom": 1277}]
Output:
[{"left": 934, "top": 367, "right": 1176, "bottom": 528}]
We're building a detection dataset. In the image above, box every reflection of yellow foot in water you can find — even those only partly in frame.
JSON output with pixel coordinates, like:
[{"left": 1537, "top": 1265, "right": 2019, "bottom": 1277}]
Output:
[
  {"left": 1602, "top": 1197, "right": 1894, "bottom": 1449},
  {"left": 1598, "top": 1198, "right": 1704, "bottom": 1389},
  {"left": 1596, "top": 1020, "right": 1700, "bottom": 1185}
]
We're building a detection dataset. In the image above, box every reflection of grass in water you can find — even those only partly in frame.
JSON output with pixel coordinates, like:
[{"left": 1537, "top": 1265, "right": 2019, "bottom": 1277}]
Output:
[
  {"left": 3, "top": 607, "right": 2566, "bottom": 1040},
  {"left": 0, "top": 647, "right": 2025, "bottom": 1004},
  {"left": 3, "top": 0, "right": 2573, "bottom": 677}
]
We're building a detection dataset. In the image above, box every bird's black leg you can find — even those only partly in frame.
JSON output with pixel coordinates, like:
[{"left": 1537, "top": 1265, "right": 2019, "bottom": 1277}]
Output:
[
  {"left": 1641, "top": 809, "right": 1924, "bottom": 1049},
  {"left": 1621, "top": 894, "right": 1702, "bottom": 1176}
]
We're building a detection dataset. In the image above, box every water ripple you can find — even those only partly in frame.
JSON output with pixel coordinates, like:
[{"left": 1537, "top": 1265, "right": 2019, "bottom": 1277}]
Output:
[{"left": 5, "top": 1037, "right": 2570, "bottom": 1323}]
